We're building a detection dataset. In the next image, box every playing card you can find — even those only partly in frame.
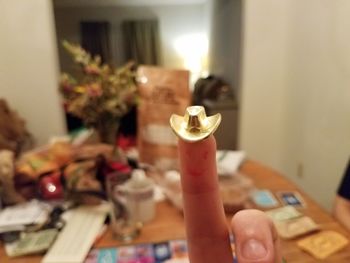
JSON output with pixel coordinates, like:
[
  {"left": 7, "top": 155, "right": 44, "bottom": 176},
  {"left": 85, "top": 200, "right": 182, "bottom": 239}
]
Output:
[
  {"left": 153, "top": 242, "right": 171, "bottom": 261},
  {"left": 135, "top": 244, "right": 154, "bottom": 262},
  {"left": 251, "top": 189, "right": 279, "bottom": 208},
  {"left": 165, "top": 258, "right": 189, "bottom": 263},
  {"left": 118, "top": 246, "right": 136, "bottom": 262},
  {"left": 97, "top": 248, "right": 117, "bottom": 263},
  {"left": 266, "top": 206, "right": 302, "bottom": 222},
  {"left": 277, "top": 191, "right": 306, "bottom": 207},
  {"left": 169, "top": 240, "right": 188, "bottom": 258},
  {"left": 275, "top": 216, "right": 319, "bottom": 239},
  {"left": 297, "top": 231, "right": 349, "bottom": 259}
]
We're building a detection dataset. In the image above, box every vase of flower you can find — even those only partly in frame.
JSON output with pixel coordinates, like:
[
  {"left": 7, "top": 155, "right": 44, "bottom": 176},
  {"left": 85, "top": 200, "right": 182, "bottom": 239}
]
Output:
[
  {"left": 58, "top": 40, "right": 138, "bottom": 146},
  {"left": 96, "top": 119, "right": 120, "bottom": 145}
]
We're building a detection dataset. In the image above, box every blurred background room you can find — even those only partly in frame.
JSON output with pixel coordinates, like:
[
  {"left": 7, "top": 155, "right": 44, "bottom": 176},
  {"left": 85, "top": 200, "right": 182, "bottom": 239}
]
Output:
[{"left": 1, "top": 0, "right": 350, "bottom": 262}]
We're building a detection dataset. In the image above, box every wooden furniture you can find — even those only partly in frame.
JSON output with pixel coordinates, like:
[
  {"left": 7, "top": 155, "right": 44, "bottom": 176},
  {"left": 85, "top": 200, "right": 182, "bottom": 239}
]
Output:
[{"left": 1, "top": 160, "right": 350, "bottom": 263}]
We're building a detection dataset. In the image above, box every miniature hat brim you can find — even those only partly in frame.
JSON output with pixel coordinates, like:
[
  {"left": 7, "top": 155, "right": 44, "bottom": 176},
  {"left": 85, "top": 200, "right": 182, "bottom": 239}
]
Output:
[{"left": 170, "top": 112, "right": 221, "bottom": 143}]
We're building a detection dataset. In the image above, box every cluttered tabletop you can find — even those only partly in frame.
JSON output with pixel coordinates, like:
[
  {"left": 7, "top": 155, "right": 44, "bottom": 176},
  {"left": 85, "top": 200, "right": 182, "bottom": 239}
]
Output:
[{"left": 0, "top": 140, "right": 349, "bottom": 263}]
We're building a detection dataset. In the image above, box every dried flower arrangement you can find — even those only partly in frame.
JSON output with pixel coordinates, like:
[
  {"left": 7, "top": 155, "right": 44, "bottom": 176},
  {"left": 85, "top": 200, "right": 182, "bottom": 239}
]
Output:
[{"left": 59, "top": 41, "right": 138, "bottom": 143}]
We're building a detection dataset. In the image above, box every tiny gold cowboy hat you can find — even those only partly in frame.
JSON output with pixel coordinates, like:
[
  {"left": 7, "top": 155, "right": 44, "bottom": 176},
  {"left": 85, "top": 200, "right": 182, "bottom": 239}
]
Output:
[{"left": 169, "top": 105, "right": 221, "bottom": 142}]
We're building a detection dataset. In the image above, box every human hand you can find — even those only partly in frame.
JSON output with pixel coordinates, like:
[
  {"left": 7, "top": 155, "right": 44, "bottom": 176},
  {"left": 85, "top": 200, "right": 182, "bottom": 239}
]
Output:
[{"left": 178, "top": 135, "right": 282, "bottom": 263}]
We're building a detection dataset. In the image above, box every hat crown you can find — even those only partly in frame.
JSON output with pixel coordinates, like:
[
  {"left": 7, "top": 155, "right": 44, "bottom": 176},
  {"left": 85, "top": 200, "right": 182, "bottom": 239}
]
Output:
[{"left": 185, "top": 106, "right": 207, "bottom": 132}]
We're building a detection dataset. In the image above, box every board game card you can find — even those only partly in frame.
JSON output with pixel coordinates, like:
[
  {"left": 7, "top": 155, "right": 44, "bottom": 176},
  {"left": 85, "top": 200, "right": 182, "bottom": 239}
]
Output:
[
  {"left": 266, "top": 206, "right": 302, "bottom": 222},
  {"left": 135, "top": 244, "right": 154, "bottom": 262},
  {"left": 118, "top": 246, "right": 136, "bottom": 263},
  {"left": 97, "top": 249, "right": 117, "bottom": 263},
  {"left": 164, "top": 259, "right": 189, "bottom": 263},
  {"left": 169, "top": 240, "right": 188, "bottom": 258},
  {"left": 297, "top": 231, "right": 349, "bottom": 259},
  {"left": 276, "top": 191, "right": 306, "bottom": 207},
  {"left": 153, "top": 242, "right": 171, "bottom": 262},
  {"left": 84, "top": 238, "right": 237, "bottom": 263},
  {"left": 251, "top": 189, "right": 279, "bottom": 208},
  {"left": 275, "top": 216, "right": 319, "bottom": 239}
]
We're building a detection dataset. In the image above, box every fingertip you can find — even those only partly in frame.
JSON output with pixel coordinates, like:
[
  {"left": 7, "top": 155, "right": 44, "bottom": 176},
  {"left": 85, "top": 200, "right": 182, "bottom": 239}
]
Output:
[
  {"left": 178, "top": 135, "right": 216, "bottom": 154},
  {"left": 231, "top": 210, "right": 274, "bottom": 230}
]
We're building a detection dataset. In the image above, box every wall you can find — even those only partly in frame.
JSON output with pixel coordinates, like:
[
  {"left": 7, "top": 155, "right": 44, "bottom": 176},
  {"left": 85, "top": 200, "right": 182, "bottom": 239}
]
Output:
[
  {"left": 0, "top": 0, "right": 66, "bottom": 146},
  {"left": 54, "top": 3, "right": 209, "bottom": 84},
  {"left": 239, "top": 0, "right": 350, "bottom": 210},
  {"left": 284, "top": 0, "right": 350, "bottom": 210},
  {"left": 239, "top": 0, "right": 290, "bottom": 173}
]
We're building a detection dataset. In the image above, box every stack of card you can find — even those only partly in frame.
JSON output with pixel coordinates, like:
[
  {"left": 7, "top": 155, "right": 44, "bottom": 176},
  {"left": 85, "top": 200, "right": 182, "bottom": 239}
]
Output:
[
  {"left": 251, "top": 190, "right": 306, "bottom": 209},
  {"left": 297, "top": 231, "right": 349, "bottom": 259},
  {"left": 266, "top": 206, "right": 301, "bottom": 222},
  {"left": 251, "top": 190, "right": 279, "bottom": 208},
  {"left": 253, "top": 190, "right": 320, "bottom": 240},
  {"left": 274, "top": 216, "right": 319, "bottom": 239},
  {"left": 266, "top": 206, "right": 319, "bottom": 240},
  {"left": 276, "top": 191, "right": 306, "bottom": 208}
]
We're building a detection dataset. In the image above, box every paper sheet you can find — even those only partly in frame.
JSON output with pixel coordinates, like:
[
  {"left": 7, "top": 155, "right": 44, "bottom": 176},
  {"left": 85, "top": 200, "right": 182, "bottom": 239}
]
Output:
[
  {"left": 216, "top": 150, "right": 246, "bottom": 176},
  {"left": 0, "top": 200, "right": 46, "bottom": 228}
]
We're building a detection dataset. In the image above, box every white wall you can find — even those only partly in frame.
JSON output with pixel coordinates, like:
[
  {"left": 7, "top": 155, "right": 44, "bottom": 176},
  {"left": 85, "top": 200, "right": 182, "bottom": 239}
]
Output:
[
  {"left": 54, "top": 4, "right": 208, "bottom": 78},
  {"left": 239, "top": 0, "right": 290, "bottom": 172},
  {"left": 285, "top": 0, "right": 350, "bottom": 210},
  {"left": 0, "top": 0, "right": 66, "bottom": 146},
  {"left": 239, "top": 0, "right": 350, "bottom": 210}
]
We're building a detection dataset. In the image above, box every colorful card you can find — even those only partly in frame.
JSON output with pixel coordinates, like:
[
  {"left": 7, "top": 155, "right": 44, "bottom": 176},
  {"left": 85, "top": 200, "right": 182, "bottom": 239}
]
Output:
[
  {"left": 153, "top": 242, "right": 172, "bottom": 262},
  {"left": 98, "top": 249, "right": 117, "bottom": 263},
  {"left": 277, "top": 191, "right": 306, "bottom": 207},
  {"left": 297, "top": 231, "right": 349, "bottom": 259},
  {"left": 251, "top": 189, "right": 279, "bottom": 208},
  {"left": 118, "top": 245, "right": 137, "bottom": 263},
  {"left": 164, "top": 259, "right": 189, "bottom": 263},
  {"left": 266, "top": 206, "right": 302, "bottom": 222},
  {"left": 84, "top": 238, "right": 237, "bottom": 263},
  {"left": 136, "top": 244, "right": 154, "bottom": 262},
  {"left": 169, "top": 240, "right": 188, "bottom": 258},
  {"left": 275, "top": 216, "right": 319, "bottom": 239}
]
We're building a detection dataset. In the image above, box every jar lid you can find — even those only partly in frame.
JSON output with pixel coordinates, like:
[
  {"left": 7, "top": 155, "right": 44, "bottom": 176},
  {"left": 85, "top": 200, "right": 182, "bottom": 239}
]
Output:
[{"left": 128, "top": 169, "right": 152, "bottom": 189}]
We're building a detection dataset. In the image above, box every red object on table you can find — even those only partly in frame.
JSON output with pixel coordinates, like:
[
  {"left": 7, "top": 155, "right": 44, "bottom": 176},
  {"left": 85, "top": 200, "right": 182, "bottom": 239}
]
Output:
[
  {"left": 106, "top": 161, "right": 132, "bottom": 174},
  {"left": 38, "top": 171, "right": 64, "bottom": 200}
]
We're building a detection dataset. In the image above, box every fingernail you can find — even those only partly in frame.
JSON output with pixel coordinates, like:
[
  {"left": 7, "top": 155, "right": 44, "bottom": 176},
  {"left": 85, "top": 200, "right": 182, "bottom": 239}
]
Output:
[{"left": 242, "top": 239, "right": 267, "bottom": 260}]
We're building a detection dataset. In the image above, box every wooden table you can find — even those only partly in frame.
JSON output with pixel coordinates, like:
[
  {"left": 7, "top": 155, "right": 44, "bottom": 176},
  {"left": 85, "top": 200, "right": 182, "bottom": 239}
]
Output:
[{"left": 1, "top": 160, "right": 350, "bottom": 262}]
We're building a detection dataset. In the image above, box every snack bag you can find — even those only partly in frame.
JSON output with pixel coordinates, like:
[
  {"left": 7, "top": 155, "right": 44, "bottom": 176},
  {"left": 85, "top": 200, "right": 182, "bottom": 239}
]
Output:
[{"left": 137, "top": 66, "right": 190, "bottom": 169}]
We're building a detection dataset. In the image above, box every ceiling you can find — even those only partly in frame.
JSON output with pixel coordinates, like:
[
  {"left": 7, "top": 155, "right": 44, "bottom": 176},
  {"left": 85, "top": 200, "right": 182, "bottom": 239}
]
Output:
[{"left": 54, "top": 0, "right": 208, "bottom": 7}]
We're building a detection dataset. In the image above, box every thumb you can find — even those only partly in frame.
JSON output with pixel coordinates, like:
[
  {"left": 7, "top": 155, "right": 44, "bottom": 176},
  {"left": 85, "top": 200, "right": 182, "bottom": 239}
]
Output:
[{"left": 232, "top": 209, "right": 282, "bottom": 263}]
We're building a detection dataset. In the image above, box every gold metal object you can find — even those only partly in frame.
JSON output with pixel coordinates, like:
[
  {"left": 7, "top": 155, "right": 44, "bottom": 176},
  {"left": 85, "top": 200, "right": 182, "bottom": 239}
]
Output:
[{"left": 169, "top": 105, "right": 221, "bottom": 142}]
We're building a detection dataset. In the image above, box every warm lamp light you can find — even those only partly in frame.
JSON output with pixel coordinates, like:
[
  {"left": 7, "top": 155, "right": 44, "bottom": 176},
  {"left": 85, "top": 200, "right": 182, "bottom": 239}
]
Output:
[{"left": 174, "top": 33, "right": 208, "bottom": 86}]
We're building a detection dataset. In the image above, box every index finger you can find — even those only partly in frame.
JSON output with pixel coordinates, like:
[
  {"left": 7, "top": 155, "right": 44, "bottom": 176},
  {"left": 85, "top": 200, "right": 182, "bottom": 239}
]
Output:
[{"left": 178, "top": 135, "right": 233, "bottom": 263}]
